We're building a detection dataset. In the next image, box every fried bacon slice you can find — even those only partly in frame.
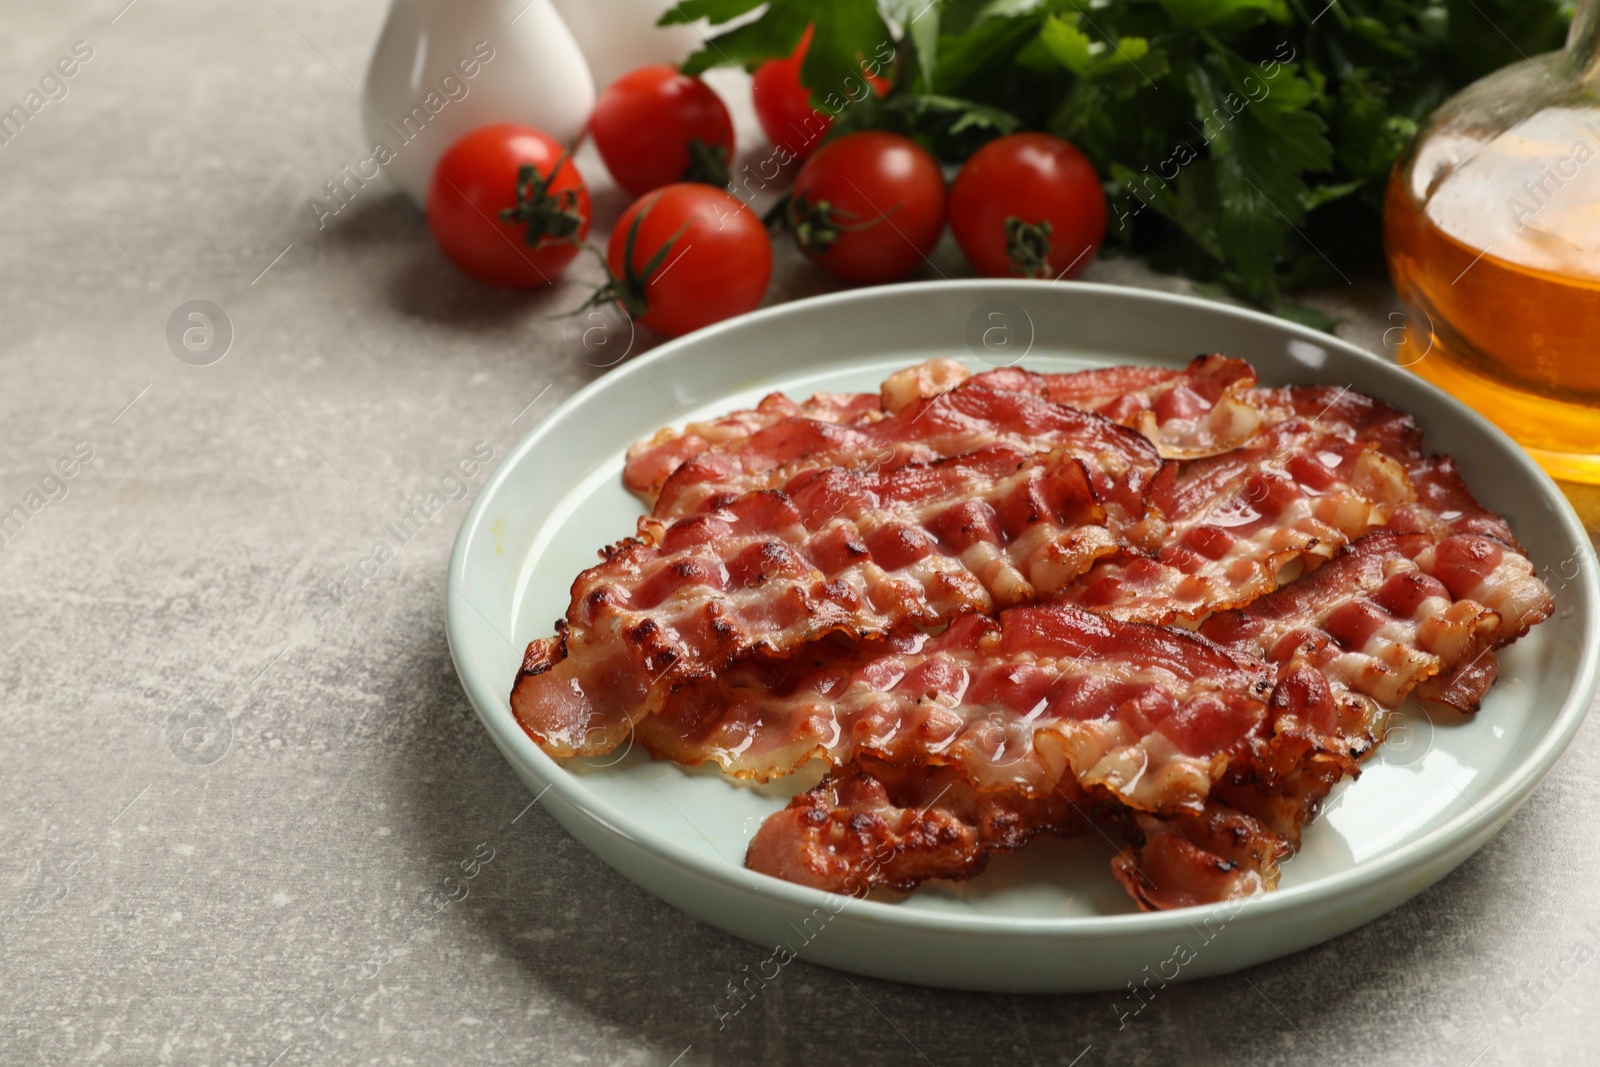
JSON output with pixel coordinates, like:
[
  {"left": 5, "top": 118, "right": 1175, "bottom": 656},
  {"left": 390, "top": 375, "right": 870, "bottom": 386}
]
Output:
[
  {"left": 1256, "top": 384, "right": 1523, "bottom": 548},
  {"left": 745, "top": 755, "right": 1103, "bottom": 893},
  {"left": 1252, "top": 384, "right": 1551, "bottom": 709},
  {"left": 630, "top": 356, "right": 1258, "bottom": 508},
  {"left": 1196, "top": 531, "right": 1501, "bottom": 814},
  {"left": 1116, "top": 528, "right": 1547, "bottom": 905},
  {"left": 885, "top": 355, "right": 1264, "bottom": 458},
  {"left": 624, "top": 360, "right": 976, "bottom": 505},
  {"left": 745, "top": 754, "right": 1288, "bottom": 904},
  {"left": 653, "top": 382, "right": 1163, "bottom": 534},
  {"left": 1394, "top": 462, "right": 1549, "bottom": 708},
  {"left": 512, "top": 447, "right": 1119, "bottom": 757},
  {"left": 534, "top": 357, "right": 1555, "bottom": 912},
  {"left": 973, "top": 354, "right": 1264, "bottom": 459},
  {"left": 641, "top": 417, "right": 1419, "bottom": 783},
  {"left": 643, "top": 602, "right": 1274, "bottom": 817},
  {"left": 626, "top": 361, "right": 975, "bottom": 506},
  {"left": 1408, "top": 532, "right": 1551, "bottom": 657},
  {"left": 1203, "top": 531, "right": 1502, "bottom": 716},
  {"left": 623, "top": 390, "right": 884, "bottom": 502},
  {"left": 1111, "top": 804, "right": 1290, "bottom": 909},
  {"left": 1063, "top": 422, "right": 1413, "bottom": 624},
  {"left": 743, "top": 530, "right": 1546, "bottom": 908}
]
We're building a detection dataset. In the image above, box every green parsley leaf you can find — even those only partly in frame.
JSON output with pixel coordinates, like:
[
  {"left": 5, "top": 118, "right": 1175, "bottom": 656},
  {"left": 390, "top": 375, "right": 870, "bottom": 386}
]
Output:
[{"left": 671, "top": 0, "right": 1571, "bottom": 317}]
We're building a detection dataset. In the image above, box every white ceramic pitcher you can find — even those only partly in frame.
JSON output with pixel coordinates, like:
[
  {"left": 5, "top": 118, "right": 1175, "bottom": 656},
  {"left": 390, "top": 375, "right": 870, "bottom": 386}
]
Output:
[
  {"left": 360, "top": 0, "right": 595, "bottom": 207},
  {"left": 549, "top": 0, "right": 700, "bottom": 89}
]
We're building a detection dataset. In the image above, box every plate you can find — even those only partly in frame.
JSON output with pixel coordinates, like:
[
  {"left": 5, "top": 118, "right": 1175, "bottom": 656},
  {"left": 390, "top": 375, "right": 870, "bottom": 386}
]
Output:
[{"left": 446, "top": 281, "right": 1598, "bottom": 993}]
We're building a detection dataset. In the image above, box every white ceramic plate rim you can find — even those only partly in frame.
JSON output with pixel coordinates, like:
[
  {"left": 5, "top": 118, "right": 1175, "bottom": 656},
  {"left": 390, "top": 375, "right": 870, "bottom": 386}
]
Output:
[{"left": 447, "top": 280, "right": 1599, "bottom": 940}]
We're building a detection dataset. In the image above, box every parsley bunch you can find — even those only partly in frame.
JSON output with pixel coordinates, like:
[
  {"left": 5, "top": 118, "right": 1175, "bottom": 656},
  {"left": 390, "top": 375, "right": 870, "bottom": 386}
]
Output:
[{"left": 665, "top": 0, "right": 1570, "bottom": 326}]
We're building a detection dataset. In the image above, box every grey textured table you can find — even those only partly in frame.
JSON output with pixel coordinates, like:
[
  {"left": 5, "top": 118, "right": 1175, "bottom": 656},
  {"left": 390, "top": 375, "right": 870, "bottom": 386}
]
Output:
[{"left": 3, "top": 3, "right": 1597, "bottom": 1065}]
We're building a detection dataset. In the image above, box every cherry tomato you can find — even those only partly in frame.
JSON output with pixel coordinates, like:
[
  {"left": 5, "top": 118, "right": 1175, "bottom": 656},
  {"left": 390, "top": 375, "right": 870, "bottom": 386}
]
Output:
[
  {"left": 590, "top": 64, "right": 735, "bottom": 197},
  {"left": 752, "top": 26, "right": 889, "bottom": 161},
  {"left": 426, "top": 124, "right": 589, "bottom": 289},
  {"left": 948, "top": 133, "right": 1107, "bottom": 280},
  {"left": 605, "top": 184, "right": 772, "bottom": 337},
  {"left": 787, "top": 132, "right": 946, "bottom": 284}
]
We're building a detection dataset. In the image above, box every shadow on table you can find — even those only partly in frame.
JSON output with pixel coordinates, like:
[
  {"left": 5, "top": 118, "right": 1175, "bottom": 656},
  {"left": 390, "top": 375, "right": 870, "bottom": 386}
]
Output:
[
  {"left": 390, "top": 615, "right": 1516, "bottom": 1067},
  {"left": 314, "top": 192, "right": 584, "bottom": 329}
]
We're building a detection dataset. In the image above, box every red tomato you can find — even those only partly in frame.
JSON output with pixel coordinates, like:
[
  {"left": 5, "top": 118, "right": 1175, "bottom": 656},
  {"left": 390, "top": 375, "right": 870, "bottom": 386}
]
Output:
[
  {"left": 787, "top": 131, "right": 946, "bottom": 284},
  {"left": 605, "top": 184, "right": 772, "bottom": 337},
  {"left": 590, "top": 64, "right": 735, "bottom": 197},
  {"left": 426, "top": 124, "right": 589, "bottom": 289},
  {"left": 948, "top": 133, "right": 1107, "bottom": 280},
  {"left": 752, "top": 25, "right": 889, "bottom": 161}
]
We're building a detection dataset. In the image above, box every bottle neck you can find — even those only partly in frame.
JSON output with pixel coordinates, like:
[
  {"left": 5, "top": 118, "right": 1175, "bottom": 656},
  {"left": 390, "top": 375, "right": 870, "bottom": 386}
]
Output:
[{"left": 1568, "top": 0, "right": 1600, "bottom": 84}]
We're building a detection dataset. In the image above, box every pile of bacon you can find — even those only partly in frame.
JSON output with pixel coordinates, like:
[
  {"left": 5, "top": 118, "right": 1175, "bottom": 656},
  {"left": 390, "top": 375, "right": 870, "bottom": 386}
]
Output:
[{"left": 510, "top": 356, "right": 1553, "bottom": 910}]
